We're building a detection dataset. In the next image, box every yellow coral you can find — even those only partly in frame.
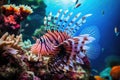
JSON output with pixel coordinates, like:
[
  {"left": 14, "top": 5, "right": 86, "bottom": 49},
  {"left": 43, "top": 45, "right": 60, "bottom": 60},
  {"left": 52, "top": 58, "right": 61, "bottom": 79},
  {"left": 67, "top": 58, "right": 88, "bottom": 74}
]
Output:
[
  {"left": 1, "top": 4, "right": 19, "bottom": 14},
  {"left": 1, "top": 4, "right": 33, "bottom": 15},
  {"left": 19, "top": 5, "right": 33, "bottom": 14}
]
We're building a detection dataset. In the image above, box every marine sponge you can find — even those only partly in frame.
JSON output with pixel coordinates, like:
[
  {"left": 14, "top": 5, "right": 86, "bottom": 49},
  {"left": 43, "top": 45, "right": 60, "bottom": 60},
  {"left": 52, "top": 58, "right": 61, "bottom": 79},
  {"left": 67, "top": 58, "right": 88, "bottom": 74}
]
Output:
[
  {"left": 110, "top": 65, "right": 120, "bottom": 80},
  {"left": 0, "top": 4, "right": 33, "bottom": 35}
]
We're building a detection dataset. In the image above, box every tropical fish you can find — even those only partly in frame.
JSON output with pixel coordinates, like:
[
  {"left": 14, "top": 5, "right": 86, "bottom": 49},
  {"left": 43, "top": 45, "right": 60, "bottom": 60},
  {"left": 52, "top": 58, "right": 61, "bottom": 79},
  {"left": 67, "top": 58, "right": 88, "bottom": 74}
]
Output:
[
  {"left": 74, "top": 3, "right": 81, "bottom": 9},
  {"left": 31, "top": 9, "right": 100, "bottom": 74},
  {"left": 74, "top": 0, "right": 81, "bottom": 9},
  {"left": 102, "top": 10, "right": 105, "bottom": 16},
  {"left": 25, "top": 23, "right": 29, "bottom": 27},
  {"left": 114, "top": 27, "right": 119, "bottom": 36},
  {"left": 75, "top": 0, "right": 79, "bottom": 4}
]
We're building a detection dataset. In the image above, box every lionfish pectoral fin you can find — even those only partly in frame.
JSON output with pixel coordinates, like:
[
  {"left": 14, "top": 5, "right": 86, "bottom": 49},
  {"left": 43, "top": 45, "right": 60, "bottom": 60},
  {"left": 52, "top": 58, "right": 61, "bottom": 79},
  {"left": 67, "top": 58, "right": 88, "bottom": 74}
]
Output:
[{"left": 79, "top": 26, "right": 100, "bottom": 59}]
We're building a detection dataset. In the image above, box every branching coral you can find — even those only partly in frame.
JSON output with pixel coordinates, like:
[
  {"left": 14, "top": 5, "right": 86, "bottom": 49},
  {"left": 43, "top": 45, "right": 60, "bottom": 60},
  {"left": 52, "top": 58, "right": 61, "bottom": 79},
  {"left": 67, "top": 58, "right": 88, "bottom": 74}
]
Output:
[
  {"left": 0, "top": 4, "right": 33, "bottom": 35},
  {"left": 0, "top": 32, "right": 26, "bottom": 80},
  {"left": 0, "top": 32, "right": 46, "bottom": 80},
  {"left": 0, "top": 32, "right": 22, "bottom": 50}
]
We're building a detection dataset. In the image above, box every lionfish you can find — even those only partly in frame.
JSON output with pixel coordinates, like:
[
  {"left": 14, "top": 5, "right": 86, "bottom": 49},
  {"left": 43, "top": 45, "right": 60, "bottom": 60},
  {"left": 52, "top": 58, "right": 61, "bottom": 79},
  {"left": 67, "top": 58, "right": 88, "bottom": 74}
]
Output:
[{"left": 31, "top": 9, "right": 100, "bottom": 76}]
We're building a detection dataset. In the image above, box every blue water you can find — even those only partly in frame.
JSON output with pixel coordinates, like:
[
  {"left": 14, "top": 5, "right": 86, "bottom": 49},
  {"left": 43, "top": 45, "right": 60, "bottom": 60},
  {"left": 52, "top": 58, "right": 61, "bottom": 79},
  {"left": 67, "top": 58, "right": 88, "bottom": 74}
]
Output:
[{"left": 44, "top": 0, "right": 120, "bottom": 72}]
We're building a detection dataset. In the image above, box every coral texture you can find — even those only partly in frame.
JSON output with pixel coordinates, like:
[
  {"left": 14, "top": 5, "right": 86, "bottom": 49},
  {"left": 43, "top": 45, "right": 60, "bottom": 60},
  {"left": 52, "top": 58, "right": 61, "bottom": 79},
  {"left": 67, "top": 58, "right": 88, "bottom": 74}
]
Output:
[{"left": 0, "top": 4, "right": 33, "bottom": 35}]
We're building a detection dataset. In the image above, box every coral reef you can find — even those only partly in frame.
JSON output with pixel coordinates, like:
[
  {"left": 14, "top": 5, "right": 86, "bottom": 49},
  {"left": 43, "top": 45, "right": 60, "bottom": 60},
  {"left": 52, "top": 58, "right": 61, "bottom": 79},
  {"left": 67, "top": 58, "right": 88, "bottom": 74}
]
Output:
[
  {"left": 0, "top": 32, "right": 22, "bottom": 50},
  {"left": 0, "top": 32, "right": 25, "bottom": 79},
  {"left": 0, "top": 3, "right": 96, "bottom": 80},
  {"left": 10, "top": 0, "right": 47, "bottom": 41},
  {"left": 0, "top": 32, "right": 91, "bottom": 80},
  {"left": 0, "top": 32, "right": 40, "bottom": 80},
  {"left": 0, "top": 4, "right": 33, "bottom": 36}
]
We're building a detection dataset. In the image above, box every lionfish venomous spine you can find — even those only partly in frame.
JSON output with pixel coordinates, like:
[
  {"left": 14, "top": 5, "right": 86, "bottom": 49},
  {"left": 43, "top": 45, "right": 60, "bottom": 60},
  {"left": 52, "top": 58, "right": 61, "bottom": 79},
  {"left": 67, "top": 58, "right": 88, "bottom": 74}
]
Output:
[{"left": 31, "top": 9, "right": 95, "bottom": 74}]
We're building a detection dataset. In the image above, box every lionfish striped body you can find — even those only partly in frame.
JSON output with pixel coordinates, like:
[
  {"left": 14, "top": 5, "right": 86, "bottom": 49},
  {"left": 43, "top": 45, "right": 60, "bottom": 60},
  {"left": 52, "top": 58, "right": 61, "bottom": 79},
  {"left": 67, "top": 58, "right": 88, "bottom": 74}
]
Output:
[
  {"left": 31, "top": 9, "right": 94, "bottom": 76},
  {"left": 31, "top": 30, "right": 70, "bottom": 56}
]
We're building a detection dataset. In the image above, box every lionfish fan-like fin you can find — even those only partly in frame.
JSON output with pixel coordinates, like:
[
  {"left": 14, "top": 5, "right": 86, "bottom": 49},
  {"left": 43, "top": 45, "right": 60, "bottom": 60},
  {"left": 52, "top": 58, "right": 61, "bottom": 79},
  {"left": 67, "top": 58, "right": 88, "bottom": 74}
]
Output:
[
  {"left": 86, "top": 43, "right": 101, "bottom": 60},
  {"left": 68, "top": 13, "right": 92, "bottom": 36},
  {"left": 80, "top": 26, "right": 100, "bottom": 42},
  {"left": 80, "top": 26, "right": 101, "bottom": 59},
  {"left": 48, "top": 34, "right": 94, "bottom": 73}
]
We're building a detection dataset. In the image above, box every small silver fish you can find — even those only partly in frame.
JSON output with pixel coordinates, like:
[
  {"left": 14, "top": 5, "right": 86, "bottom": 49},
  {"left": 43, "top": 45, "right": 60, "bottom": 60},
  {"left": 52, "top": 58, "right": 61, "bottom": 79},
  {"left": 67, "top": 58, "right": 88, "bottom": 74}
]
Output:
[
  {"left": 25, "top": 23, "right": 29, "bottom": 27},
  {"left": 102, "top": 10, "right": 105, "bottom": 15},
  {"left": 20, "top": 29, "right": 24, "bottom": 32},
  {"left": 101, "top": 48, "right": 104, "bottom": 52},
  {"left": 75, "top": 0, "right": 79, "bottom": 4},
  {"left": 74, "top": 3, "right": 81, "bottom": 9},
  {"left": 114, "top": 27, "right": 119, "bottom": 36}
]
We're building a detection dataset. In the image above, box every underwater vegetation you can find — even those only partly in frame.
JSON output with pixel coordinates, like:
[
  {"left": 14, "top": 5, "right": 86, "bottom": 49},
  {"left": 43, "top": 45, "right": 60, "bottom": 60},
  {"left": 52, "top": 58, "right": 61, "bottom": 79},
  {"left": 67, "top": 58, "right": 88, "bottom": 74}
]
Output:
[{"left": 33, "top": 25, "right": 46, "bottom": 37}]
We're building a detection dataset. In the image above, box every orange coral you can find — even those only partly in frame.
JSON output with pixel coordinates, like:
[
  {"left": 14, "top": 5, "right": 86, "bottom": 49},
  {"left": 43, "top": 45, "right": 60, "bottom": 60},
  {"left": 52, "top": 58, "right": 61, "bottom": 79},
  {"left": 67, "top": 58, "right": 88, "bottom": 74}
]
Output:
[
  {"left": 94, "top": 76, "right": 105, "bottom": 80},
  {"left": 1, "top": 4, "right": 33, "bottom": 16},
  {"left": 110, "top": 65, "right": 120, "bottom": 80}
]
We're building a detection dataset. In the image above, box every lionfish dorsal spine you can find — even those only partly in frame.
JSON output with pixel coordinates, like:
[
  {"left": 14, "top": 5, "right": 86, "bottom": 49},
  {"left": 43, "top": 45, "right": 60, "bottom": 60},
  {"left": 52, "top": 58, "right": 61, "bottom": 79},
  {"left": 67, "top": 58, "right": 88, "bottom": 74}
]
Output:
[
  {"left": 70, "top": 14, "right": 92, "bottom": 36},
  {"left": 44, "top": 9, "right": 92, "bottom": 37},
  {"left": 64, "top": 12, "right": 81, "bottom": 35},
  {"left": 57, "top": 9, "right": 69, "bottom": 31},
  {"left": 44, "top": 16, "right": 47, "bottom": 30}
]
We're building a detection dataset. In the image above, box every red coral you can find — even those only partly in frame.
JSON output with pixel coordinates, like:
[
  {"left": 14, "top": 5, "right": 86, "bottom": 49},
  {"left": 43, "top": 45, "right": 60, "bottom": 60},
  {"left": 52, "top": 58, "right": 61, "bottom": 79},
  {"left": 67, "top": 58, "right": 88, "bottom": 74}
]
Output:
[{"left": 0, "top": 4, "right": 33, "bottom": 35}]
